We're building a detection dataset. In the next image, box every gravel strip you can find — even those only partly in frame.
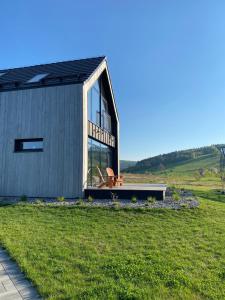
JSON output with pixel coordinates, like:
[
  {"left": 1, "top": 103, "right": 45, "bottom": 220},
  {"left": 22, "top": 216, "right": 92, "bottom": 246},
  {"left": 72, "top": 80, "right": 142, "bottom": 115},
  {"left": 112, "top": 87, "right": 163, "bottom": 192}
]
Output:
[{"left": 0, "top": 194, "right": 199, "bottom": 210}]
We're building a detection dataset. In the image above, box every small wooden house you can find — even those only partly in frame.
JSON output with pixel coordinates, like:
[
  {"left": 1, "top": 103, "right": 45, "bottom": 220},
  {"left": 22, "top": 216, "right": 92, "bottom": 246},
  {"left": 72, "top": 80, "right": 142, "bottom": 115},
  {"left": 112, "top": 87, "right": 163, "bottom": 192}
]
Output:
[{"left": 0, "top": 57, "right": 119, "bottom": 198}]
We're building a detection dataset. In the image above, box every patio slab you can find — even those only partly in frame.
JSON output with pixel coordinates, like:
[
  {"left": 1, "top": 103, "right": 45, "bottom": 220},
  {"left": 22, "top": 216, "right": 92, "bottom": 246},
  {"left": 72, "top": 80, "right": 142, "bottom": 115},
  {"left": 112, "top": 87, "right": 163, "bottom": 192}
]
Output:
[{"left": 0, "top": 249, "right": 41, "bottom": 300}]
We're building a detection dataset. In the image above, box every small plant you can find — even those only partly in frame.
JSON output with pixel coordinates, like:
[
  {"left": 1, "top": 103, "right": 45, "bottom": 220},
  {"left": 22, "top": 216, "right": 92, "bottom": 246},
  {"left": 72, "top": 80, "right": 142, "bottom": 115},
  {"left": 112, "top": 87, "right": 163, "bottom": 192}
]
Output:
[
  {"left": 172, "top": 191, "right": 180, "bottom": 201},
  {"left": 131, "top": 196, "right": 137, "bottom": 203},
  {"left": 76, "top": 198, "right": 83, "bottom": 205},
  {"left": 112, "top": 201, "right": 121, "bottom": 209},
  {"left": 35, "top": 199, "right": 44, "bottom": 206},
  {"left": 57, "top": 196, "right": 65, "bottom": 202},
  {"left": 87, "top": 195, "right": 94, "bottom": 203},
  {"left": 20, "top": 195, "right": 27, "bottom": 202},
  {"left": 111, "top": 192, "right": 118, "bottom": 202},
  {"left": 180, "top": 202, "right": 188, "bottom": 208},
  {"left": 147, "top": 196, "right": 156, "bottom": 204},
  {"left": 170, "top": 185, "right": 176, "bottom": 192}
]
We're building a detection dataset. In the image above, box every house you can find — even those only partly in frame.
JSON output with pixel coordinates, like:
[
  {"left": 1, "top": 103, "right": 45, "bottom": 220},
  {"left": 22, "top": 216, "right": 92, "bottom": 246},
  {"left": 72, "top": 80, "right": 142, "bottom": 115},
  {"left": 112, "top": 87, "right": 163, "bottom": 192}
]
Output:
[{"left": 0, "top": 56, "right": 119, "bottom": 198}]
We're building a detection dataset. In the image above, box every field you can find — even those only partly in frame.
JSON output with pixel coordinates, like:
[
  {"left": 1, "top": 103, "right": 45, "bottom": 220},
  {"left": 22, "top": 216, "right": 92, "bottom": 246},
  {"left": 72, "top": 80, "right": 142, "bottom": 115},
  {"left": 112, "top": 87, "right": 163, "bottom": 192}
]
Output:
[{"left": 0, "top": 172, "right": 224, "bottom": 299}]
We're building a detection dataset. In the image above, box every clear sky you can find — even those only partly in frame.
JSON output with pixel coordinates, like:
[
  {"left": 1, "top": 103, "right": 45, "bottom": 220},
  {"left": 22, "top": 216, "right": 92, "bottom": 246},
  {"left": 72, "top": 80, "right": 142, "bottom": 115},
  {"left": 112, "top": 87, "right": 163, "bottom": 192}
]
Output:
[{"left": 1, "top": 0, "right": 225, "bottom": 160}]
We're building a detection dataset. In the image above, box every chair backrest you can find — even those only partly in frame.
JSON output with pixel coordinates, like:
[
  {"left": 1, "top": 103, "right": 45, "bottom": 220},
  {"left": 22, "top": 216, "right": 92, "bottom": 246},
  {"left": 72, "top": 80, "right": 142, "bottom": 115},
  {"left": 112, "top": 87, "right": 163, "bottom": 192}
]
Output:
[
  {"left": 96, "top": 166, "right": 105, "bottom": 183},
  {"left": 106, "top": 167, "right": 115, "bottom": 177}
]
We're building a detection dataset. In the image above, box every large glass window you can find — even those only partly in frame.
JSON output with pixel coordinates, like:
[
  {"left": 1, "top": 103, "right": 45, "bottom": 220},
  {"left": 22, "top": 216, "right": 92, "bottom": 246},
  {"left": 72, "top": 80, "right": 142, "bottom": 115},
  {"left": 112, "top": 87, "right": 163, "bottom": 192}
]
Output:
[
  {"left": 87, "top": 78, "right": 112, "bottom": 133},
  {"left": 88, "top": 138, "right": 113, "bottom": 186}
]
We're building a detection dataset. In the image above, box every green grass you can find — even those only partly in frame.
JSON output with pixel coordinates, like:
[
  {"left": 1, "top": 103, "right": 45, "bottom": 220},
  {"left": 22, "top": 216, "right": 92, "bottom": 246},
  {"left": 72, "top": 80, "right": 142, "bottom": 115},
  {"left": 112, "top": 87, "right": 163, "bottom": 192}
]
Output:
[{"left": 0, "top": 193, "right": 225, "bottom": 299}]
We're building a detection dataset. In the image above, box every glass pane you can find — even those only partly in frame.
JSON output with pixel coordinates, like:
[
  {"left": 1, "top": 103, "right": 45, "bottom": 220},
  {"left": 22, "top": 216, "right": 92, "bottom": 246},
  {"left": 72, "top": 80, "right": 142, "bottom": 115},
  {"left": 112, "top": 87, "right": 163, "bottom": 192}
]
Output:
[
  {"left": 23, "top": 141, "right": 43, "bottom": 150},
  {"left": 88, "top": 89, "right": 92, "bottom": 121},
  {"left": 100, "top": 144, "right": 108, "bottom": 177},
  {"left": 91, "top": 139, "right": 101, "bottom": 186},
  {"left": 27, "top": 73, "right": 48, "bottom": 83},
  {"left": 101, "top": 96, "right": 108, "bottom": 113},
  {"left": 93, "top": 80, "right": 100, "bottom": 93},
  {"left": 92, "top": 88, "right": 100, "bottom": 125},
  {"left": 88, "top": 138, "right": 113, "bottom": 186},
  {"left": 88, "top": 139, "right": 92, "bottom": 186}
]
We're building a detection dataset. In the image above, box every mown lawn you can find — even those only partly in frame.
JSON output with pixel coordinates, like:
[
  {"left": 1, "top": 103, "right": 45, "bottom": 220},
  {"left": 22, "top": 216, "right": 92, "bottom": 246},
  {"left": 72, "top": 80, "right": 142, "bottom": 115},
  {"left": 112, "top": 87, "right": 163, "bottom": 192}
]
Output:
[{"left": 0, "top": 192, "right": 225, "bottom": 299}]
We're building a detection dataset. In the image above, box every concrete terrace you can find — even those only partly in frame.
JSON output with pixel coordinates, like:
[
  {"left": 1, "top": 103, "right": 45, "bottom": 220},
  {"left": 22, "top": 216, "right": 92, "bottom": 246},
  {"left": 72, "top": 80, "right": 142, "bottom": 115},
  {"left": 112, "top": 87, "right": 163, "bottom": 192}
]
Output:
[
  {"left": 85, "top": 183, "right": 167, "bottom": 200},
  {"left": 0, "top": 248, "right": 41, "bottom": 300}
]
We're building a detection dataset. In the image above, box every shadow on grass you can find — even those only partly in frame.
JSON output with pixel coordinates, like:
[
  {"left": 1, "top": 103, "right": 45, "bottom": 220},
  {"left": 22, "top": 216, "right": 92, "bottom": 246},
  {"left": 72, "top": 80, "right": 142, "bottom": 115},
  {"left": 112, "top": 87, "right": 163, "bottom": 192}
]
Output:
[{"left": 0, "top": 202, "right": 18, "bottom": 207}]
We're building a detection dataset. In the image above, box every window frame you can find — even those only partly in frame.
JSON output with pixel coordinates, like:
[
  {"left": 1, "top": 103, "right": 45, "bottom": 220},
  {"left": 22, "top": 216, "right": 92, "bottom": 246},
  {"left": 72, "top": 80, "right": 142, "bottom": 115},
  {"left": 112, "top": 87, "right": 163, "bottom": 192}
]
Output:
[{"left": 14, "top": 138, "right": 44, "bottom": 153}]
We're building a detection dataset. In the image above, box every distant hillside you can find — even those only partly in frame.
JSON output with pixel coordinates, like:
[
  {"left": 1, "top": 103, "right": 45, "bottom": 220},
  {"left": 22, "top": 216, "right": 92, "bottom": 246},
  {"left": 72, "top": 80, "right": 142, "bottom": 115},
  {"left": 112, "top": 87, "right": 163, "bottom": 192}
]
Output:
[
  {"left": 120, "top": 160, "right": 137, "bottom": 171},
  {"left": 124, "top": 145, "right": 224, "bottom": 175}
]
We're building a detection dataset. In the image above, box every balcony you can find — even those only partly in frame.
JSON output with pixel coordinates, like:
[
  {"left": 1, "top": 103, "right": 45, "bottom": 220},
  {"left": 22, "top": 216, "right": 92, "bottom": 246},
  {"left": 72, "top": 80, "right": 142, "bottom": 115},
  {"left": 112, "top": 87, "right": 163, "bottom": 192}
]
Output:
[{"left": 88, "top": 121, "right": 115, "bottom": 148}]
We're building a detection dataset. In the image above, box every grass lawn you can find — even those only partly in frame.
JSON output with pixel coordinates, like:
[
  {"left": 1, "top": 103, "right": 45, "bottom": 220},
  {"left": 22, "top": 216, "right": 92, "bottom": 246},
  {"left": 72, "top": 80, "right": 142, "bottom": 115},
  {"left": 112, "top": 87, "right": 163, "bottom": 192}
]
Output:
[{"left": 0, "top": 189, "right": 225, "bottom": 299}]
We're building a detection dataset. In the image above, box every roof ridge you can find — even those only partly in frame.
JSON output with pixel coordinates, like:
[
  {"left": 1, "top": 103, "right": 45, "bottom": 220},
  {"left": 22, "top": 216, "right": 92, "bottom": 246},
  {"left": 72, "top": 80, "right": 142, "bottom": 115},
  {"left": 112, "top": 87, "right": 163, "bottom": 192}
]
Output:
[{"left": 0, "top": 56, "right": 106, "bottom": 72}]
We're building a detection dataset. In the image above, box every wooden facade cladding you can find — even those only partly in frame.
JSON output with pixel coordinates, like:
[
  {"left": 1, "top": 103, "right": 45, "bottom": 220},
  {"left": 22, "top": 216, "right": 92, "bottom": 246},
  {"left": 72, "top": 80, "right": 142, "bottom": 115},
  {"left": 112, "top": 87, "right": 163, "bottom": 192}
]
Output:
[
  {"left": 88, "top": 121, "right": 116, "bottom": 148},
  {"left": 0, "top": 84, "right": 83, "bottom": 198}
]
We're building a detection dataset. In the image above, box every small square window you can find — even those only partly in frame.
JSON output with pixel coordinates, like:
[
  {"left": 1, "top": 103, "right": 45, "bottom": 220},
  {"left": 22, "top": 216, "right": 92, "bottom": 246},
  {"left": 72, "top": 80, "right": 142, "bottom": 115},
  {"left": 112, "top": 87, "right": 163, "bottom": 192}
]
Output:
[
  {"left": 14, "top": 138, "right": 43, "bottom": 152},
  {"left": 27, "top": 74, "right": 48, "bottom": 83}
]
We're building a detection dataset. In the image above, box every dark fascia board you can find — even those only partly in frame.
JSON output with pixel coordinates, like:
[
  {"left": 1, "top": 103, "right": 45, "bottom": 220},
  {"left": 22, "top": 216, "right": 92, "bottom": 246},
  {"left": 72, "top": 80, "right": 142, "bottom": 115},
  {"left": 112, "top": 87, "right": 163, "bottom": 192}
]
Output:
[{"left": 0, "top": 80, "right": 84, "bottom": 93}]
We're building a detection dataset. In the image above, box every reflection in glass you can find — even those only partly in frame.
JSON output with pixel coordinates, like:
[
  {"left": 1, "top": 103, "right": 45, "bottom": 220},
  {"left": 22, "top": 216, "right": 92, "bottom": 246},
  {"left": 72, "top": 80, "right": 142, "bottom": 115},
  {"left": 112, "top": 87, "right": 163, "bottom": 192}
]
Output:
[
  {"left": 87, "top": 138, "right": 113, "bottom": 186},
  {"left": 87, "top": 78, "right": 112, "bottom": 132},
  {"left": 23, "top": 141, "right": 43, "bottom": 149}
]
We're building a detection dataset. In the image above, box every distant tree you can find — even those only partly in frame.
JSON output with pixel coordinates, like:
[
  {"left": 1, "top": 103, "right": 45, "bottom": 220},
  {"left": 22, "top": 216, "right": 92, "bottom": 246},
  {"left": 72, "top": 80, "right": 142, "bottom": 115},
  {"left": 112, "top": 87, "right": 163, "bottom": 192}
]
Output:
[
  {"left": 211, "top": 145, "right": 220, "bottom": 156},
  {"left": 219, "top": 147, "right": 225, "bottom": 193},
  {"left": 199, "top": 168, "right": 206, "bottom": 177},
  {"left": 159, "top": 163, "right": 165, "bottom": 171}
]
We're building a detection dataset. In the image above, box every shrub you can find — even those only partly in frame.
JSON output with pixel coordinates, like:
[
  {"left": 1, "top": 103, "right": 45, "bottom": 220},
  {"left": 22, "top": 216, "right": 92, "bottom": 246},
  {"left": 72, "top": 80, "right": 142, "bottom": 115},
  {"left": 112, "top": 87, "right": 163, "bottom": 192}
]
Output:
[
  {"left": 170, "top": 185, "right": 176, "bottom": 192},
  {"left": 35, "top": 199, "right": 44, "bottom": 206},
  {"left": 57, "top": 196, "right": 65, "bottom": 202},
  {"left": 172, "top": 192, "right": 180, "bottom": 201},
  {"left": 180, "top": 202, "right": 188, "bottom": 208},
  {"left": 147, "top": 196, "right": 156, "bottom": 204},
  {"left": 76, "top": 198, "right": 83, "bottom": 206},
  {"left": 20, "top": 195, "right": 27, "bottom": 202},
  {"left": 131, "top": 196, "right": 137, "bottom": 203},
  {"left": 87, "top": 196, "right": 93, "bottom": 203},
  {"left": 112, "top": 201, "right": 121, "bottom": 209}
]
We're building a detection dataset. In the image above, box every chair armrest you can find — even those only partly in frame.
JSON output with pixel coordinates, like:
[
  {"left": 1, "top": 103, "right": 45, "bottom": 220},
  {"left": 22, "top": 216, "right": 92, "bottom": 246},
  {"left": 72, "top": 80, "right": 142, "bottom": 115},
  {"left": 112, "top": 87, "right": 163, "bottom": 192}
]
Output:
[{"left": 108, "top": 175, "right": 116, "bottom": 179}]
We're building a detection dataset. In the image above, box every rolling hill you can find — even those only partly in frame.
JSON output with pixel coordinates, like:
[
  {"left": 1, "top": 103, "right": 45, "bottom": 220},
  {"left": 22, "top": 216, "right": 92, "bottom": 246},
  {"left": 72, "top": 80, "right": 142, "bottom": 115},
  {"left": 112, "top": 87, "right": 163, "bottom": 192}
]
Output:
[
  {"left": 123, "top": 144, "right": 224, "bottom": 175},
  {"left": 120, "top": 160, "right": 137, "bottom": 171}
]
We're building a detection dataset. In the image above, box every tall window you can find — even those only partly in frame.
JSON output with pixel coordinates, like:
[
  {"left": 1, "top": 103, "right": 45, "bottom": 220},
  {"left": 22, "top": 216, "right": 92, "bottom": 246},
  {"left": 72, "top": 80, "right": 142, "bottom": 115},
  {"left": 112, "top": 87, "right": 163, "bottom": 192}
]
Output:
[
  {"left": 88, "top": 138, "right": 113, "bottom": 186},
  {"left": 88, "top": 78, "right": 112, "bottom": 133}
]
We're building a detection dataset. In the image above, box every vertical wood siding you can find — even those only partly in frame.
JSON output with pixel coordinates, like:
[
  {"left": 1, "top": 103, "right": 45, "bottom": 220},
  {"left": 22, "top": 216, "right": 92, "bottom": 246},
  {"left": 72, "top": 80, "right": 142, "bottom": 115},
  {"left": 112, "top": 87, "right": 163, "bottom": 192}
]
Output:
[{"left": 0, "top": 84, "right": 83, "bottom": 198}]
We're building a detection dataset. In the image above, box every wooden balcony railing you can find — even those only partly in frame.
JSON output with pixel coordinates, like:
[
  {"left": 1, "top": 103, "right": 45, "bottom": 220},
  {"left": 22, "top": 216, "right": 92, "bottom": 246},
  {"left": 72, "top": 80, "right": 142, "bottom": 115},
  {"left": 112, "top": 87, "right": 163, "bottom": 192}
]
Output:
[{"left": 88, "top": 121, "right": 116, "bottom": 148}]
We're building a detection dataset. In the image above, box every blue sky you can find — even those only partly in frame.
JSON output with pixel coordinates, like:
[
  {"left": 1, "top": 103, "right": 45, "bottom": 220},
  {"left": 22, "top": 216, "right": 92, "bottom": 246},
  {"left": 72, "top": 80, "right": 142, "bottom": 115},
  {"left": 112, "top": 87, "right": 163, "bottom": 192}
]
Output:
[{"left": 1, "top": 0, "right": 225, "bottom": 160}]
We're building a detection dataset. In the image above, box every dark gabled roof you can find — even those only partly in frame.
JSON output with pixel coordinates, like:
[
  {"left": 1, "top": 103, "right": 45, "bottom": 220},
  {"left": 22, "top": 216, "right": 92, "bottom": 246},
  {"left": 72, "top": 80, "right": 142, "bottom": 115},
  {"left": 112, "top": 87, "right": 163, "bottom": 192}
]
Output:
[{"left": 0, "top": 56, "right": 105, "bottom": 92}]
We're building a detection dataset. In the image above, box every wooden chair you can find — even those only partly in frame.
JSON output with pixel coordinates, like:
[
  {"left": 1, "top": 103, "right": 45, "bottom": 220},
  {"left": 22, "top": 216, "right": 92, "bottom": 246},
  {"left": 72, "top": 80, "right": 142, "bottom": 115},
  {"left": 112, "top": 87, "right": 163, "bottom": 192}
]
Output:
[
  {"left": 106, "top": 168, "right": 124, "bottom": 188},
  {"left": 96, "top": 166, "right": 107, "bottom": 188}
]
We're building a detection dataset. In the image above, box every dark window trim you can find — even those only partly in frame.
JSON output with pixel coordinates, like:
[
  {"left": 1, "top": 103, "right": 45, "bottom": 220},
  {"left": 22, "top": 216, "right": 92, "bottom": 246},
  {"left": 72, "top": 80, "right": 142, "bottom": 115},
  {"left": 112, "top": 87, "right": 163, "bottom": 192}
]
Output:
[{"left": 14, "top": 138, "right": 44, "bottom": 153}]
